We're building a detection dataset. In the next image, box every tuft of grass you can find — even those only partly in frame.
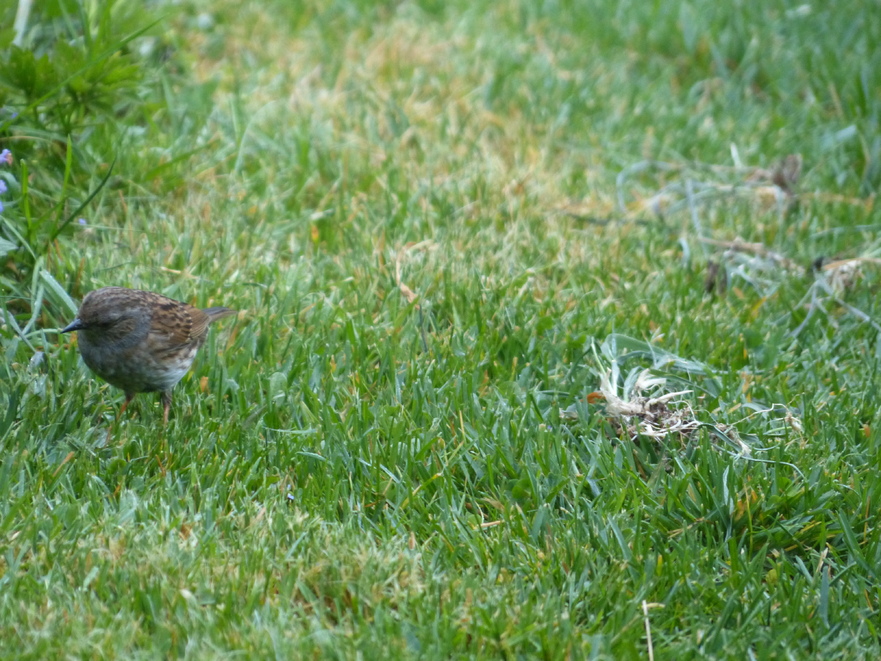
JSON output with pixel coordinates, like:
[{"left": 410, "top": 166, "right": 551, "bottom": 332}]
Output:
[{"left": 2, "top": 0, "right": 881, "bottom": 657}]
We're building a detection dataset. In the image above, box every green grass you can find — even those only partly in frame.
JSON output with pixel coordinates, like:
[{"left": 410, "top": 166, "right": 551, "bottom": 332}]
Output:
[{"left": 3, "top": 0, "right": 881, "bottom": 657}]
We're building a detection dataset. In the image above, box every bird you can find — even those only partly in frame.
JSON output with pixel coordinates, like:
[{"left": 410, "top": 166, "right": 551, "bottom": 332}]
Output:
[{"left": 61, "top": 286, "right": 236, "bottom": 427}]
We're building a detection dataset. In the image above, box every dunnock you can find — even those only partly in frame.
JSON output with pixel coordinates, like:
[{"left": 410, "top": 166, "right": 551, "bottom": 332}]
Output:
[{"left": 62, "top": 287, "right": 236, "bottom": 425}]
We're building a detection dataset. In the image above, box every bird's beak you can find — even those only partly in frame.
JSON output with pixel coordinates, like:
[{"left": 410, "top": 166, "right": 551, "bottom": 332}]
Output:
[{"left": 61, "top": 318, "right": 85, "bottom": 333}]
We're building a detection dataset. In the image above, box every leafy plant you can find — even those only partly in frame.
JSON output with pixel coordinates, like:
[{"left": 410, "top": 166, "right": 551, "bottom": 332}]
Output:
[{"left": 0, "top": 0, "right": 164, "bottom": 342}]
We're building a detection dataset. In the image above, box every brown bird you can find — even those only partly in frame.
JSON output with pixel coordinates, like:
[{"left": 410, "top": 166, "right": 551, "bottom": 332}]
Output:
[{"left": 62, "top": 287, "right": 236, "bottom": 425}]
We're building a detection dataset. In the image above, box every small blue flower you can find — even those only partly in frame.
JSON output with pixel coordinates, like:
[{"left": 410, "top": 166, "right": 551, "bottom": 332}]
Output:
[
  {"left": 78, "top": 218, "right": 87, "bottom": 225},
  {"left": 0, "top": 180, "right": 7, "bottom": 194},
  {"left": 0, "top": 149, "right": 10, "bottom": 165},
  {"left": 0, "top": 200, "right": 4, "bottom": 212}
]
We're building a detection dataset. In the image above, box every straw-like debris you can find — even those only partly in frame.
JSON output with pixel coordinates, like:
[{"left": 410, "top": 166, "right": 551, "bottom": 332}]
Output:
[
  {"left": 699, "top": 237, "right": 805, "bottom": 275},
  {"left": 599, "top": 369, "right": 700, "bottom": 443},
  {"left": 747, "top": 153, "right": 803, "bottom": 197},
  {"left": 817, "top": 257, "right": 876, "bottom": 295}
]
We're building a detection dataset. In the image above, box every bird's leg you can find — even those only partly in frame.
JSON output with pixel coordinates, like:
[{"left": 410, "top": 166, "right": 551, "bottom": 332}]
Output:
[
  {"left": 161, "top": 391, "right": 172, "bottom": 425},
  {"left": 118, "top": 393, "right": 135, "bottom": 419},
  {"left": 107, "top": 392, "right": 135, "bottom": 444}
]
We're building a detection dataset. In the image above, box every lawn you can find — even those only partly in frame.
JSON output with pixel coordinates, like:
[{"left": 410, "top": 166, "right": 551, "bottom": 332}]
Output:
[{"left": 2, "top": 0, "right": 881, "bottom": 658}]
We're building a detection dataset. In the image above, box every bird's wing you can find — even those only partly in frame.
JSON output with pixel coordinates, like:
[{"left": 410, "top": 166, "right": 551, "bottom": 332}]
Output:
[{"left": 149, "top": 294, "right": 211, "bottom": 346}]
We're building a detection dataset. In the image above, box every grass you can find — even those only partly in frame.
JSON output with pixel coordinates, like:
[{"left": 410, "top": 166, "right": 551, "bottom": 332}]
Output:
[{"left": 2, "top": 0, "right": 881, "bottom": 657}]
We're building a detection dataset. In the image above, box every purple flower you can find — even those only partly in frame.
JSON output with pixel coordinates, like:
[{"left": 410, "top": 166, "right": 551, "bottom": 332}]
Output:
[
  {"left": 0, "top": 200, "right": 3, "bottom": 212},
  {"left": 0, "top": 149, "right": 10, "bottom": 165},
  {"left": 77, "top": 218, "right": 87, "bottom": 225},
  {"left": 0, "top": 180, "right": 6, "bottom": 194}
]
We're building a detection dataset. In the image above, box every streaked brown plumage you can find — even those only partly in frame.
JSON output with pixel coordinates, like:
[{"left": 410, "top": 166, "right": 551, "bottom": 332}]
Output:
[{"left": 62, "top": 287, "right": 236, "bottom": 425}]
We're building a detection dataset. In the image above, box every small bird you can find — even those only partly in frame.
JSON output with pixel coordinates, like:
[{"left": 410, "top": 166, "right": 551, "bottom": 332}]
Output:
[{"left": 62, "top": 287, "right": 236, "bottom": 426}]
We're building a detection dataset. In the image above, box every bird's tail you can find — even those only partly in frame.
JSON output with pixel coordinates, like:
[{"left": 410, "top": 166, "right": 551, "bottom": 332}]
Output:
[{"left": 203, "top": 307, "right": 237, "bottom": 323}]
